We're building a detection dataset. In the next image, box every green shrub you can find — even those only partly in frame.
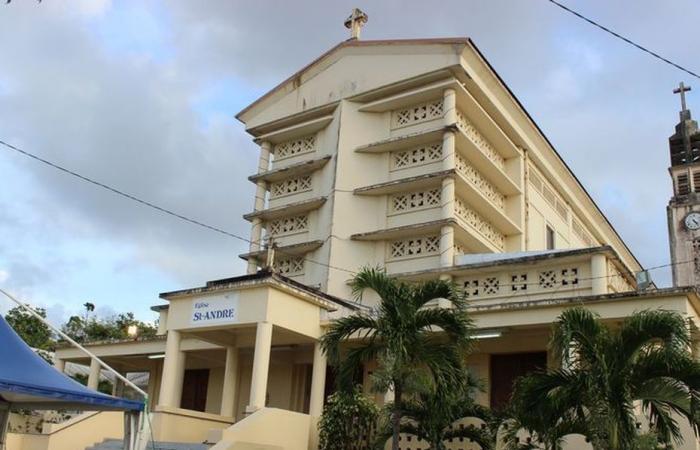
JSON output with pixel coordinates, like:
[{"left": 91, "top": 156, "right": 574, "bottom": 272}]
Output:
[{"left": 319, "top": 387, "right": 379, "bottom": 450}]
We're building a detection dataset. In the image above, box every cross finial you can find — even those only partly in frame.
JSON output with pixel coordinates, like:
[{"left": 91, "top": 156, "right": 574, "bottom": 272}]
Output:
[
  {"left": 344, "top": 8, "right": 368, "bottom": 40},
  {"left": 674, "top": 81, "right": 692, "bottom": 113}
]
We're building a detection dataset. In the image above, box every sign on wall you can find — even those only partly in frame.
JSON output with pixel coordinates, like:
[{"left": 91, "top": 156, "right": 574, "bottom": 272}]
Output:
[{"left": 189, "top": 293, "right": 239, "bottom": 327}]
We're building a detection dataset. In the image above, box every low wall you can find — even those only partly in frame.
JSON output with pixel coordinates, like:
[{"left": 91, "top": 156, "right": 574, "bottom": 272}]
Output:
[
  {"left": 210, "top": 407, "right": 310, "bottom": 450},
  {"left": 6, "top": 411, "right": 123, "bottom": 450},
  {"left": 150, "top": 405, "right": 234, "bottom": 444}
]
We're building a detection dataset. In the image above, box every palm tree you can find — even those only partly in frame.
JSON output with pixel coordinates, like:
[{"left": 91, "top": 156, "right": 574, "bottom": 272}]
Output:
[
  {"left": 375, "top": 373, "right": 493, "bottom": 450},
  {"left": 321, "top": 267, "right": 473, "bottom": 450},
  {"left": 509, "top": 306, "right": 700, "bottom": 450}
]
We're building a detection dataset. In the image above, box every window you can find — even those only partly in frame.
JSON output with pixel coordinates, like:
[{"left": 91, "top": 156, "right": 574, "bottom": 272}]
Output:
[
  {"left": 693, "top": 170, "right": 700, "bottom": 193},
  {"left": 546, "top": 225, "right": 556, "bottom": 250},
  {"left": 677, "top": 173, "right": 690, "bottom": 195}
]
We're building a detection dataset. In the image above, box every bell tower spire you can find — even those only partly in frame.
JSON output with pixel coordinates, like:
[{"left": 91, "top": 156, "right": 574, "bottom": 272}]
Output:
[{"left": 667, "top": 82, "right": 700, "bottom": 287}]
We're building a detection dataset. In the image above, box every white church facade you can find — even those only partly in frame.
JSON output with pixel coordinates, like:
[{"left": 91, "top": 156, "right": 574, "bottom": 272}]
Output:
[{"left": 21, "top": 18, "right": 700, "bottom": 450}]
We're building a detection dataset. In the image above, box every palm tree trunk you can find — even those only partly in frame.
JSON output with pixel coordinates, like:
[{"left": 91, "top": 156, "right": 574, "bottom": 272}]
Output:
[{"left": 391, "top": 382, "right": 402, "bottom": 450}]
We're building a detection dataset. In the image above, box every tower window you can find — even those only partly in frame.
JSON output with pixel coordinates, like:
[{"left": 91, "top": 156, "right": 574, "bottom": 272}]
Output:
[
  {"left": 693, "top": 170, "right": 700, "bottom": 193},
  {"left": 546, "top": 225, "right": 556, "bottom": 250},
  {"left": 677, "top": 173, "right": 690, "bottom": 195}
]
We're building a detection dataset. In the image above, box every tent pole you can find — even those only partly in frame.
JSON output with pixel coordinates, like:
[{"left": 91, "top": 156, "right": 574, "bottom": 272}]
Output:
[{"left": 0, "top": 288, "right": 147, "bottom": 399}]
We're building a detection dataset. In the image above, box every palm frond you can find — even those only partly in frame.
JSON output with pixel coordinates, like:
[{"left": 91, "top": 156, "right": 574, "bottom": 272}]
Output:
[
  {"left": 618, "top": 309, "right": 691, "bottom": 366},
  {"left": 550, "top": 307, "right": 606, "bottom": 368},
  {"left": 414, "top": 307, "right": 474, "bottom": 348},
  {"left": 320, "top": 313, "right": 379, "bottom": 364},
  {"left": 349, "top": 266, "right": 398, "bottom": 305}
]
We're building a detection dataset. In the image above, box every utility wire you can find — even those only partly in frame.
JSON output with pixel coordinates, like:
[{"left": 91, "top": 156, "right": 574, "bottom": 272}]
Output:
[
  {"left": 0, "top": 138, "right": 691, "bottom": 280},
  {"left": 0, "top": 139, "right": 356, "bottom": 275},
  {"left": 546, "top": 0, "right": 700, "bottom": 80}
]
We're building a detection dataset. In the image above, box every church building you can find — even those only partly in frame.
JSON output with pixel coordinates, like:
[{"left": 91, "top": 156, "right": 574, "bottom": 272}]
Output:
[{"left": 38, "top": 11, "right": 700, "bottom": 450}]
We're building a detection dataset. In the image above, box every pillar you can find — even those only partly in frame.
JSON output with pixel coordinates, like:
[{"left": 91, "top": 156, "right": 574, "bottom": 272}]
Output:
[
  {"left": 308, "top": 342, "right": 327, "bottom": 417},
  {"left": 247, "top": 141, "right": 272, "bottom": 274},
  {"left": 308, "top": 342, "right": 327, "bottom": 450},
  {"left": 158, "top": 330, "right": 185, "bottom": 408},
  {"left": 146, "top": 360, "right": 162, "bottom": 411},
  {"left": 87, "top": 358, "right": 101, "bottom": 391},
  {"left": 443, "top": 88, "right": 457, "bottom": 126},
  {"left": 247, "top": 322, "right": 273, "bottom": 413},
  {"left": 440, "top": 129, "right": 456, "bottom": 270},
  {"left": 53, "top": 357, "right": 65, "bottom": 373},
  {"left": 220, "top": 345, "right": 239, "bottom": 417},
  {"left": 591, "top": 253, "right": 607, "bottom": 296}
]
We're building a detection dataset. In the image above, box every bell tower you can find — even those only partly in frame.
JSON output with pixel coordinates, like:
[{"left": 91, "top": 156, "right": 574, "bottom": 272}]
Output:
[{"left": 667, "top": 82, "right": 700, "bottom": 286}]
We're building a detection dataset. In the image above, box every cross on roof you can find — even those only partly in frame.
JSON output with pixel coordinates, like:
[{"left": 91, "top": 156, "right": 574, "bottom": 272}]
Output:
[
  {"left": 344, "top": 8, "right": 368, "bottom": 40},
  {"left": 674, "top": 81, "right": 692, "bottom": 112}
]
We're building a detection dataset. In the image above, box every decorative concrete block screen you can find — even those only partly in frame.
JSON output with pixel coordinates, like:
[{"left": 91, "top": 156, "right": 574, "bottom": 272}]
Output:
[
  {"left": 273, "top": 135, "right": 315, "bottom": 160},
  {"left": 273, "top": 257, "right": 305, "bottom": 276},
  {"left": 389, "top": 235, "right": 440, "bottom": 260},
  {"left": 267, "top": 214, "right": 309, "bottom": 236},
  {"left": 390, "top": 142, "right": 442, "bottom": 171},
  {"left": 454, "top": 197, "right": 505, "bottom": 251},
  {"left": 455, "top": 153, "right": 505, "bottom": 210},
  {"left": 391, "top": 99, "right": 444, "bottom": 129},
  {"left": 389, "top": 188, "right": 441, "bottom": 215},
  {"left": 269, "top": 175, "right": 312, "bottom": 199},
  {"left": 462, "top": 266, "right": 582, "bottom": 299},
  {"left": 455, "top": 110, "right": 505, "bottom": 169}
]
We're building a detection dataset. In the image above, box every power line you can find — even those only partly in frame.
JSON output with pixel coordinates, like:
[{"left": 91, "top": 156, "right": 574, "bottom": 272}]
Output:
[
  {"left": 0, "top": 139, "right": 356, "bottom": 275},
  {"left": 0, "top": 138, "right": 691, "bottom": 281},
  {"left": 546, "top": 0, "right": 700, "bottom": 80}
]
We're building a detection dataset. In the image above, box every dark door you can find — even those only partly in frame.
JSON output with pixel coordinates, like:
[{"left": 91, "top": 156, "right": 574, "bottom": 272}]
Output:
[
  {"left": 180, "top": 369, "right": 209, "bottom": 412},
  {"left": 490, "top": 352, "right": 547, "bottom": 411}
]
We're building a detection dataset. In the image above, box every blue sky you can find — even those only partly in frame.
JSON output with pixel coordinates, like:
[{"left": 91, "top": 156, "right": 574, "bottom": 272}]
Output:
[{"left": 0, "top": 0, "right": 698, "bottom": 325}]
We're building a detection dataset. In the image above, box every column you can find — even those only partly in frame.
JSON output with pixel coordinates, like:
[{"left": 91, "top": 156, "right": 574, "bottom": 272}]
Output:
[
  {"left": 158, "top": 330, "right": 186, "bottom": 408},
  {"left": 247, "top": 141, "right": 272, "bottom": 274},
  {"left": 443, "top": 88, "right": 457, "bottom": 126},
  {"left": 220, "top": 345, "right": 239, "bottom": 417},
  {"left": 146, "top": 360, "right": 162, "bottom": 411},
  {"left": 308, "top": 342, "right": 327, "bottom": 417},
  {"left": 87, "top": 358, "right": 101, "bottom": 390},
  {"left": 53, "top": 357, "right": 65, "bottom": 373},
  {"left": 440, "top": 129, "right": 456, "bottom": 271},
  {"left": 308, "top": 342, "right": 327, "bottom": 450},
  {"left": 591, "top": 253, "right": 607, "bottom": 295},
  {"left": 247, "top": 322, "right": 273, "bottom": 413}
]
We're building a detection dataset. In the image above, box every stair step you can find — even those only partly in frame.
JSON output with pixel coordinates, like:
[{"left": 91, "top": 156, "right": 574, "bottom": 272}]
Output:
[{"left": 87, "top": 439, "right": 210, "bottom": 450}]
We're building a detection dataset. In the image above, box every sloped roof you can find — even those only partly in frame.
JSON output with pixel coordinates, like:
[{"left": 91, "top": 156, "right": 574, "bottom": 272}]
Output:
[
  {"left": 236, "top": 37, "right": 470, "bottom": 121},
  {"left": 0, "top": 316, "right": 143, "bottom": 411}
]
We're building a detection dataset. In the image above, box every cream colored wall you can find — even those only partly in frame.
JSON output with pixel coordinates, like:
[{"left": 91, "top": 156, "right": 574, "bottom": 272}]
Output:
[
  {"left": 234, "top": 349, "right": 312, "bottom": 422},
  {"left": 206, "top": 367, "right": 225, "bottom": 415},
  {"left": 150, "top": 406, "right": 233, "bottom": 443},
  {"left": 243, "top": 46, "right": 462, "bottom": 129},
  {"left": 166, "top": 288, "right": 268, "bottom": 332},
  {"left": 210, "top": 407, "right": 311, "bottom": 450},
  {"left": 6, "top": 411, "right": 124, "bottom": 450}
]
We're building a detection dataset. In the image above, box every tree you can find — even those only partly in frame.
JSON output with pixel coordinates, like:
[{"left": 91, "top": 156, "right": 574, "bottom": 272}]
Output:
[
  {"left": 61, "top": 311, "right": 157, "bottom": 343},
  {"left": 509, "top": 307, "right": 700, "bottom": 450},
  {"left": 4, "top": 305, "right": 55, "bottom": 351},
  {"left": 321, "top": 267, "right": 473, "bottom": 450},
  {"left": 377, "top": 373, "right": 493, "bottom": 450}
]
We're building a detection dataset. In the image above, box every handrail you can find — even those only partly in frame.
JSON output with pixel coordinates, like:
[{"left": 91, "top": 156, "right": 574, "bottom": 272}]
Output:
[{"left": 0, "top": 288, "right": 147, "bottom": 399}]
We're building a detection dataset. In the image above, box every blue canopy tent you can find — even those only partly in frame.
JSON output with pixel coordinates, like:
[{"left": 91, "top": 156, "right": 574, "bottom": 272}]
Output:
[{"left": 0, "top": 315, "right": 144, "bottom": 449}]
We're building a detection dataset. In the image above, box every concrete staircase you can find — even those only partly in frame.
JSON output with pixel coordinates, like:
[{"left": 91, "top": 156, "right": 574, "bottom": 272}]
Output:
[{"left": 86, "top": 439, "right": 210, "bottom": 450}]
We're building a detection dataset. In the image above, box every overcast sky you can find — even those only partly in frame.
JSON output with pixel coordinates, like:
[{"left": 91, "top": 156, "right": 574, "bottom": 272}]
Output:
[{"left": 1, "top": 0, "right": 698, "bottom": 324}]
